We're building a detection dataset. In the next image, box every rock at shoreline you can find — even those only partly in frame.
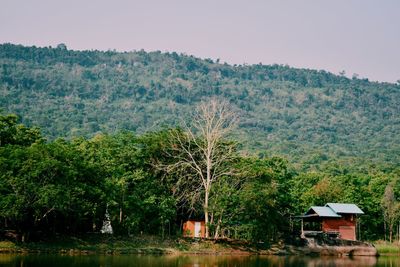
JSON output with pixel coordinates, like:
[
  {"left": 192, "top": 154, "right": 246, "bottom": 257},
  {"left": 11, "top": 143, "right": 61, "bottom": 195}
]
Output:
[{"left": 270, "top": 235, "right": 378, "bottom": 256}]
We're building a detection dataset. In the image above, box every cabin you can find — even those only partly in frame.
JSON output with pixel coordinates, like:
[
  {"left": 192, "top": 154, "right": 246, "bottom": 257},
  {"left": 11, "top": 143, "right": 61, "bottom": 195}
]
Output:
[
  {"left": 182, "top": 220, "right": 205, "bottom": 238},
  {"left": 298, "top": 203, "right": 364, "bottom": 241}
]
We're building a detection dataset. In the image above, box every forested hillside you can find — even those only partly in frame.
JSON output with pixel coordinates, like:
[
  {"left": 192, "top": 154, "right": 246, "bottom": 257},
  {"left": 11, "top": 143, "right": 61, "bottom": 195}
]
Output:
[{"left": 1, "top": 43, "right": 399, "bottom": 168}]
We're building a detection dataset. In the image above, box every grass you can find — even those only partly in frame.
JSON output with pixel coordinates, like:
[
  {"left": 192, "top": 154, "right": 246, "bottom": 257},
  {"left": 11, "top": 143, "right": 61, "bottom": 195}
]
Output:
[
  {"left": 0, "top": 235, "right": 258, "bottom": 255},
  {"left": 0, "top": 235, "right": 177, "bottom": 254},
  {"left": 374, "top": 241, "right": 400, "bottom": 255},
  {"left": 0, "top": 241, "right": 16, "bottom": 249}
]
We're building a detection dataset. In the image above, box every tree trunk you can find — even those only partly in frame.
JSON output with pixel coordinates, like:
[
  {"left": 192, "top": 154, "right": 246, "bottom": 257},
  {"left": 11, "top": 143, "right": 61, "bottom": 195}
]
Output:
[
  {"left": 214, "top": 212, "right": 223, "bottom": 240},
  {"left": 384, "top": 221, "right": 386, "bottom": 242},
  {"left": 120, "top": 190, "right": 124, "bottom": 223},
  {"left": 161, "top": 217, "right": 165, "bottom": 240},
  {"left": 21, "top": 232, "right": 29, "bottom": 243},
  {"left": 214, "top": 224, "right": 220, "bottom": 240},
  {"left": 204, "top": 189, "right": 209, "bottom": 238},
  {"left": 398, "top": 223, "right": 400, "bottom": 244},
  {"left": 205, "top": 151, "right": 211, "bottom": 239}
]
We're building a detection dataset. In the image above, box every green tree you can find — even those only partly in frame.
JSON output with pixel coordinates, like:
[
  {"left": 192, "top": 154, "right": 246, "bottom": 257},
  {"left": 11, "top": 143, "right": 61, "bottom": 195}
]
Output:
[
  {"left": 0, "top": 114, "right": 43, "bottom": 146},
  {"left": 381, "top": 183, "right": 400, "bottom": 242}
]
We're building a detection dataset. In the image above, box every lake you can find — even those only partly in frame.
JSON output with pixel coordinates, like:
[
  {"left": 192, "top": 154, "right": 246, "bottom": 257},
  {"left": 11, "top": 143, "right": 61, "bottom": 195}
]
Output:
[{"left": 0, "top": 254, "right": 399, "bottom": 267}]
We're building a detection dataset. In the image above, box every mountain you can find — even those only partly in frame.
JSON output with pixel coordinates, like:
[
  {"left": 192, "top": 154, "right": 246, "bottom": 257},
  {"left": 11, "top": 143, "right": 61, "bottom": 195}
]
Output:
[{"left": 1, "top": 43, "right": 399, "bottom": 168}]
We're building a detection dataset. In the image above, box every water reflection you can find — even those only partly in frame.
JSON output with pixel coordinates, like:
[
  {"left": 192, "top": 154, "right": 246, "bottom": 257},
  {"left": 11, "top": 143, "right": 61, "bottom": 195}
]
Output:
[
  {"left": 291, "top": 256, "right": 377, "bottom": 267},
  {"left": 0, "top": 254, "right": 397, "bottom": 267}
]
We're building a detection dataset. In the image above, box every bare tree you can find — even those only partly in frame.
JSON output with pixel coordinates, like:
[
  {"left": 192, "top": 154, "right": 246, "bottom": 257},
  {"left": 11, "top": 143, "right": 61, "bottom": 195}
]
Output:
[
  {"left": 381, "top": 183, "right": 400, "bottom": 243},
  {"left": 165, "top": 98, "right": 238, "bottom": 238}
]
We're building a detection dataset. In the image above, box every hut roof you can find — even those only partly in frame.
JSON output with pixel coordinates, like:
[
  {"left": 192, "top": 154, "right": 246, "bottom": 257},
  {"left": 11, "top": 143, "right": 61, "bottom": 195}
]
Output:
[
  {"left": 325, "top": 203, "right": 364, "bottom": 214},
  {"left": 305, "top": 206, "right": 342, "bottom": 218},
  {"left": 295, "top": 203, "right": 364, "bottom": 219}
]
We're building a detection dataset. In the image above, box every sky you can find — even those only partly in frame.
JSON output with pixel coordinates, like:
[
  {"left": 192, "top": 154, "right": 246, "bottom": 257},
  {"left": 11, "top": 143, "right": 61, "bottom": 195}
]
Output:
[{"left": 1, "top": 0, "right": 399, "bottom": 83}]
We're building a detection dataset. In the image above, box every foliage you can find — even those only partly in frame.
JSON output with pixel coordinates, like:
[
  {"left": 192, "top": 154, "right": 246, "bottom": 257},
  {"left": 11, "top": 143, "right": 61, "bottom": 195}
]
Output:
[
  {"left": 1, "top": 43, "right": 399, "bottom": 169},
  {"left": 1, "top": 112, "right": 400, "bottom": 242},
  {"left": 381, "top": 183, "right": 400, "bottom": 242},
  {"left": 0, "top": 40, "right": 400, "bottom": 243},
  {"left": 0, "top": 113, "right": 43, "bottom": 146},
  {"left": 0, "top": 137, "right": 105, "bottom": 240}
]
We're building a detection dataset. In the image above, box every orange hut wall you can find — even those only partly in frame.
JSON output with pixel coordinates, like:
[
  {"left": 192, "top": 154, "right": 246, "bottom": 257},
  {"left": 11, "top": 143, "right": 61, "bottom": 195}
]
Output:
[
  {"left": 322, "top": 215, "right": 357, "bottom": 240},
  {"left": 182, "top": 220, "right": 205, "bottom": 238}
]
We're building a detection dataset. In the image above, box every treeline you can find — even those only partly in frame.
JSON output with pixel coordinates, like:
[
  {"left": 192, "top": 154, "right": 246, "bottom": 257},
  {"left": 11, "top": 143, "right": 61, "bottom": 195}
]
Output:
[
  {"left": 1, "top": 43, "right": 400, "bottom": 168},
  {"left": 1, "top": 113, "right": 399, "bottom": 243},
  {"left": 0, "top": 113, "right": 291, "bottom": 242}
]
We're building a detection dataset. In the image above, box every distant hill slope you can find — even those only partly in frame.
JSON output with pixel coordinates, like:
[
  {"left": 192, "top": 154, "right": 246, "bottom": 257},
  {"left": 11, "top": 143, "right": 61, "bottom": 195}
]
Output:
[{"left": 1, "top": 43, "right": 399, "bottom": 167}]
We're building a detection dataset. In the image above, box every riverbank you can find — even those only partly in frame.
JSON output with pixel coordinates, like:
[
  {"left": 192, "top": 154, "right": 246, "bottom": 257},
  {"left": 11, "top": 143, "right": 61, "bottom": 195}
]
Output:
[
  {"left": 0, "top": 235, "right": 264, "bottom": 255},
  {"left": 0, "top": 235, "right": 395, "bottom": 256},
  {"left": 373, "top": 241, "right": 400, "bottom": 255}
]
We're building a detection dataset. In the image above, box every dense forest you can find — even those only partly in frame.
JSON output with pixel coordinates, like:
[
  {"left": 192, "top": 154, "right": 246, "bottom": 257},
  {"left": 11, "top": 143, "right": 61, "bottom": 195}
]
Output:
[
  {"left": 1, "top": 43, "right": 400, "bottom": 169},
  {"left": 0, "top": 44, "right": 399, "bottom": 244},
  {"left": 0, "top": 110, "right": 399, "bottom": 243}
]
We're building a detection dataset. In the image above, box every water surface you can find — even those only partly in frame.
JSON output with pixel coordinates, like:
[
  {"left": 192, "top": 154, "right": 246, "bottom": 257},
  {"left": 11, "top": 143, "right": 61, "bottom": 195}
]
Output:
[{"left": 0, "top": 254, "right": 398, "bottom": 267}]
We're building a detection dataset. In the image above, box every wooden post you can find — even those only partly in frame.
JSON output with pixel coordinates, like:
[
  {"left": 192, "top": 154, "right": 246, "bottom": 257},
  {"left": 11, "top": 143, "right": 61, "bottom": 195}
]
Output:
[{"left": 301, "top": 219, "right": 304, "bottom": 238}]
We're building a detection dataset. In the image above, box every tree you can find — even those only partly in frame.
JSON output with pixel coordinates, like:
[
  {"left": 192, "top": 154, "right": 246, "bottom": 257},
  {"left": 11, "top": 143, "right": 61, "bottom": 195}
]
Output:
[
  {"left": 381, "top": 183, "right": 400, "bottom": 243},
  {"left": 0, "top": 113, "right": 43, "bottom": 147},
  {"left": 0, "top": 138, "right": 105, "bottom": 241},
  {"left": 56, "top": 43, "right": 67, "bottom": 50},
  {"left": 210, "top": 156, "right": 293, "bottom": 242},
  {"left": 165, "top": 98, "right": 238, "bottom": 238},
  {"left": 82, "top": 132, "right": 177, "bottom": 236}
]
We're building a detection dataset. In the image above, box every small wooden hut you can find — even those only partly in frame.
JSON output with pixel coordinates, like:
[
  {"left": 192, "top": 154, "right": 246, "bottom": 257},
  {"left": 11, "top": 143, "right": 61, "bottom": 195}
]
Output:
[
  {"left": 298, "top": 203, "right": 364, "bottom": 241},
  {"left": 182, "top": 220, "right": 205, "bottom": 238}
]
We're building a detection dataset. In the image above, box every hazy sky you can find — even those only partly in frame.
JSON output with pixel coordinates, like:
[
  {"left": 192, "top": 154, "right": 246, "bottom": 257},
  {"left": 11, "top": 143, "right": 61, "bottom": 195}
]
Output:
[{"left": 1, "top": 0, "right": 399, "bottom": 82}]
